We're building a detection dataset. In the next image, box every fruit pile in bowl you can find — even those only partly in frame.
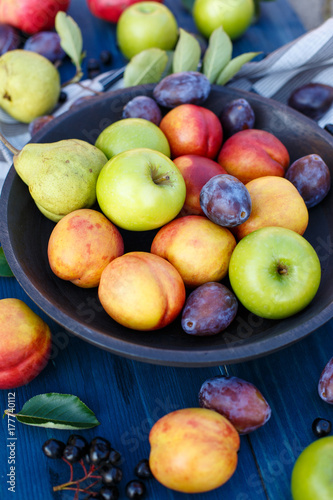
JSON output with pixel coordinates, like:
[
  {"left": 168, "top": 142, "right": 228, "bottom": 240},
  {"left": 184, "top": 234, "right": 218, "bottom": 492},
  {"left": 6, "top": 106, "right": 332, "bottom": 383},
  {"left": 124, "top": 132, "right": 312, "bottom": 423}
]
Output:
[{"left": 1, "top": 77, "right": 333, "bottom": 367}]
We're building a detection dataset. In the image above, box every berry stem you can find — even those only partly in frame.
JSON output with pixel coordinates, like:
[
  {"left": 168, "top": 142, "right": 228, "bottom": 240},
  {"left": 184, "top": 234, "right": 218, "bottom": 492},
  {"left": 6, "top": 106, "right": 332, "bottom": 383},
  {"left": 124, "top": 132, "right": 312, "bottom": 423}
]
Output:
[
  {"left": 53, "top": 464, "right": 102, "bottom": 492},
  {"left": 80, "top": 458, "right": 88, "bottom": 476},
  {"left": 62, "top": 457, "right": 74, "bottom": 482}
]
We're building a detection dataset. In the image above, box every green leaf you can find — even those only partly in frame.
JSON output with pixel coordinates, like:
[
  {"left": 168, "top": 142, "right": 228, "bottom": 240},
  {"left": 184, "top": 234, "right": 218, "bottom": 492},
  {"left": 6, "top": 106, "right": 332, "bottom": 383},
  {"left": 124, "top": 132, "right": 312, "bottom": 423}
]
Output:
[
  {"left": 10, "top": 393, "right": 100, "bottom": 429},
  {"left": 216, "top": 52, "right": 261, "bottom": 85},
  {"left": 0, "top": 247, "right": 14, "bottom": 277},
  {"left": 202, "top": 26, "right": 233, "bottom": 84},
  {"left": 55, "top": 12, "right": 83, "bottom": 72},
  {"left": 161, "top": 50, "right": 175, "bottom": 79},
  {"left": 123, "top": 48, "right": 168, "bottom": 87},
  {"left": 172, "top": 28, "right": 201, "bottom": 73}
]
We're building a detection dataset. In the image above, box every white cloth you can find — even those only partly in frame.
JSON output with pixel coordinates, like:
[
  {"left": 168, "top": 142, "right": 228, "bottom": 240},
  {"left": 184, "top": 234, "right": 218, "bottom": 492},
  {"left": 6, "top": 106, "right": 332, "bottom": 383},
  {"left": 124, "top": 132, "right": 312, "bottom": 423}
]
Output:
[{"left": 1, "top": 17, "right": 333, "bottom": 193}]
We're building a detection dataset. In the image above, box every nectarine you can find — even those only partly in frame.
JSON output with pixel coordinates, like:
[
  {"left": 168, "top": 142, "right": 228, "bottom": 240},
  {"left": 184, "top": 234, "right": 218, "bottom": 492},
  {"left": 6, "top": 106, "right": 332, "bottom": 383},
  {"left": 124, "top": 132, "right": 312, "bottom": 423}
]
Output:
[
  {"left": 98, "top": 252, "right": 186, "bottom": 330},
  {"left": 0, "top": 299, "right": 51, "bottom": 389},
  {"left": 149, "top": 407, "right": 240, "bottom": 493}
]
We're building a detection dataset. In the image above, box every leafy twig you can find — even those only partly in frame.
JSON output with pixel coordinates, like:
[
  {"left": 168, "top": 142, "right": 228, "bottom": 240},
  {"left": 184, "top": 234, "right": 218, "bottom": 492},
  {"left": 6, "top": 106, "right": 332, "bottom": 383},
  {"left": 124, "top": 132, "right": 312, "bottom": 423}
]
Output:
[{"left": 55, "top": 12, "right": 85, "bottom": 87}]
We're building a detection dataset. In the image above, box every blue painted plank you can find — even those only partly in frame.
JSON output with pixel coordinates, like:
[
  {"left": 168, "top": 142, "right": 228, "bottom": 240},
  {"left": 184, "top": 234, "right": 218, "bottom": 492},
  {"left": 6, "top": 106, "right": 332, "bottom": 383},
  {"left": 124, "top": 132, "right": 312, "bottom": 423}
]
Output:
[
  {"left": 0, "top": 273, "right": 268, "bottom": 500},
  {"left": 230, "top": 319, "right": 333, "bottom": 499},
  {"left": 0, "top": 1, "right": 319, "bottom": 500}
]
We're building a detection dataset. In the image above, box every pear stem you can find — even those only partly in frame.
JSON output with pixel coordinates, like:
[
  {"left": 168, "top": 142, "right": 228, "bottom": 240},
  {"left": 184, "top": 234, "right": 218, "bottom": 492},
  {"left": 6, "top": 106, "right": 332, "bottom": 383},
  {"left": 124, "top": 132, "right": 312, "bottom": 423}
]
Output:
[{"left": 0, "top": 131, "right": 20, "bottom": 155}]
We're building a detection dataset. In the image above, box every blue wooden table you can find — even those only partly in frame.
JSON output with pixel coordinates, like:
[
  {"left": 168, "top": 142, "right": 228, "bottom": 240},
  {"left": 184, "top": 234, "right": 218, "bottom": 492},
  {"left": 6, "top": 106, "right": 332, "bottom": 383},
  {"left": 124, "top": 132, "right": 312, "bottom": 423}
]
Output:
[{"left": 1, "top": 1, "right": 332, "bottom": 499}]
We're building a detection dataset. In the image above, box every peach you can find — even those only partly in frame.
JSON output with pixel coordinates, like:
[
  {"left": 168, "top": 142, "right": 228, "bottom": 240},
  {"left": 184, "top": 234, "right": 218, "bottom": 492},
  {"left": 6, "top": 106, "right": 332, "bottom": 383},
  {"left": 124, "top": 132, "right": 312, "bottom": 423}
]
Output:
[
  {"left": 0, "top": 298, "right": 51, "bottom": 389},
  {"left": 149, "top": 407, "right": 240, "bottom": 493},
  {"left": 151, "top": 215, "right": 236, "bottom": 287},
  {"left": 48, "top": 208, "right": 124, "bottom": 288},
  {"left": 173, "top": 154, "right": 227, "bottom": 216},
  {"left": 159, "top": 104, "right": 223, "bottom": 159},
  {"left": 233, "top": 176, "right": 309, "bottom": 240},
  {"left": 218, "top": 129, "right": 290, "bottom": 184},
  {"left": 98, "top": 251, "right": 186, "bottom": 331}
]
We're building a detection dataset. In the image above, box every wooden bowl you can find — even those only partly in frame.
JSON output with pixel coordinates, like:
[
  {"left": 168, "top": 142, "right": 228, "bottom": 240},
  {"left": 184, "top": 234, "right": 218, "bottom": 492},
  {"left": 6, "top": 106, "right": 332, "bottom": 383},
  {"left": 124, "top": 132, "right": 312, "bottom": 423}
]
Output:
[{"left": 1, "top": 84, "right": 333, "bottom": 366}]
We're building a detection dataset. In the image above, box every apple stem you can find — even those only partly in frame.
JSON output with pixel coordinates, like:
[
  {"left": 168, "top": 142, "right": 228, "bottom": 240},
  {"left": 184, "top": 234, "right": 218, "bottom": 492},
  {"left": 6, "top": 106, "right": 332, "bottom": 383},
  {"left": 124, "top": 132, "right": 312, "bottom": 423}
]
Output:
[
  {"left": 277, "top": 262, "right": 288, "bottom": 275},
  {"left": 0, "top": 131, "right": 20, "bottom": 155},
  {"left": 154, "top": 171, "right": 171, "bottom": 184}
]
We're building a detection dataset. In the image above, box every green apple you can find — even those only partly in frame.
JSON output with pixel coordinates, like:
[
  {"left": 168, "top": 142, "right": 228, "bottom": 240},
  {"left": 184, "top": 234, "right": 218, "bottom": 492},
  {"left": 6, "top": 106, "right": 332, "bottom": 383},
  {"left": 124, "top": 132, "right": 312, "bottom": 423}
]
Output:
[
  {"left": 116, "top": 1, "right": 179, "bottom": 60},
  {"left": 228, "top": 226, "right": 321, "bottom": 319},
  {"left": 291, "top": 437, "right": 333, "bottom": 500},
  {"left": 95, "top": 117, "right": 170, "bottom": 160},
  {"left": 96, "top": 148, "right": 186, "bottom": 231},
  {"left": 192, "top": 0, "right": 255, "bottom": 40}
]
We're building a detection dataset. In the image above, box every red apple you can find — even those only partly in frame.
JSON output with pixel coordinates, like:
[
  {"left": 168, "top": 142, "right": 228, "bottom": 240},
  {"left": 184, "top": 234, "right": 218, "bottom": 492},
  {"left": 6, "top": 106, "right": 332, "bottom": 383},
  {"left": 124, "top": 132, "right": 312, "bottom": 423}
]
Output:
[
  {"left": 159, "top": 104, "right": 223, "bottom": 159},
  {"left": 87, "top": 0, "right": 163, "bottom": 24},
  {"left": 173, "top": 154, "right": 227, "bottom": 216},
  {"left": 0, "top": 0, "right": 70, "bottom": 34},
  {"left": 218, "top": 129, "right": 290, "bottom": 184}
]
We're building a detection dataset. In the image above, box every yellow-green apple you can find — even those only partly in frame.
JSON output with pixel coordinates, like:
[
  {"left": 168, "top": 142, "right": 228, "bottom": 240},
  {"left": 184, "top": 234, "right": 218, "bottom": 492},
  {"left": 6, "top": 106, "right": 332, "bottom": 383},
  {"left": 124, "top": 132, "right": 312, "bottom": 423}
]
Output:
[
  {"left": 229, "top": 226, "right": 321, "bottom": 319},
  {"left": 217, "top": 129, "right": 290, "bottom": 184},
  {"left": 0, "top": 0, "right": 70, "bottom": 34},
  {"left": 149, "top": 407, "right": 240, "bottom": 493},
  {"left": 87, "top": 0, "right": 163, "bottom": 23},
  {"left": 0, "top": 298, "right": 51, "bottom": 389},
  {"left": 95, "top": 117, "right": 170, "bottom": 160},
  {"left": 159, "top": 104, "right": 223, "bottom": 159},
  {"left": 96, "top": 148, "right": 186, "bottom": 231},
  {"left": 291, "top": 436, "right": 333, "bottom": 500},
  {"left": 47, "top": 209, "right": 124, "bottom": 288},
  {"left": 193, "top": 0, "right": 255, "bottom": 40},
  {"left": 173, "top": 154, "right": 227, "bottom": 215},
  {"left": 150, "top": 215, "right": 236, "bottom": 287},
  {"left": 233, "top": 176, "right": 309, "bottom": 240},
  {"left": 98, "top": 251, "right": 186, "bottom": 330},
  {"left": 116, "top": 1, "right": 178, "bottom": 60}
]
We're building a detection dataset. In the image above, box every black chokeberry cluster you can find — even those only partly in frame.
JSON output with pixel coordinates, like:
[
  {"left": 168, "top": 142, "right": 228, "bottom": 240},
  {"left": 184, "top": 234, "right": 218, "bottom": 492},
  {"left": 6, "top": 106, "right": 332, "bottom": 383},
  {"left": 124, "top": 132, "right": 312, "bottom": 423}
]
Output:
[{"left": 42, "top": 435, "right": 151, "bottom": 499}]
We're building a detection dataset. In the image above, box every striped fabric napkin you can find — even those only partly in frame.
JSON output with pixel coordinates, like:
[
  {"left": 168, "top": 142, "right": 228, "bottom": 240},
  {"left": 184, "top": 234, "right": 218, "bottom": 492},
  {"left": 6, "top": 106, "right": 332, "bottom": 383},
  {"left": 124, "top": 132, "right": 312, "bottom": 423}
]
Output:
[{"left": 1, "top": 16, "right": 333, "bottom": 193}]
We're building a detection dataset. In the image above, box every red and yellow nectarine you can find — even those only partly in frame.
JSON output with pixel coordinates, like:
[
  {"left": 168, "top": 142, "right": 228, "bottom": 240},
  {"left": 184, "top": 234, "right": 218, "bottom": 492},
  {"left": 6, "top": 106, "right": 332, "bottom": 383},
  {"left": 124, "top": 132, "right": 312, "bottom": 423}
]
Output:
[
  {"left": 0, "top": 298, "right": 51, "bottom": 389},
  {"left": 149, "top": 407, "right": 240, "bottom": 493}
]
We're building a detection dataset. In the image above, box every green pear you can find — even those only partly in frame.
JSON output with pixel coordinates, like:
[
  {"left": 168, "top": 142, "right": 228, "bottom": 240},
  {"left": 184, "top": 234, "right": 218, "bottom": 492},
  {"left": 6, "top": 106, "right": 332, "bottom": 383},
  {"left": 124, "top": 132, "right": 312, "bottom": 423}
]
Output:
[
  {"left": 0, "top": 50, "right": 61, "bottom": 123},
  {"left": 11, "top": 139, "right": 108, "bottom": 222}
]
